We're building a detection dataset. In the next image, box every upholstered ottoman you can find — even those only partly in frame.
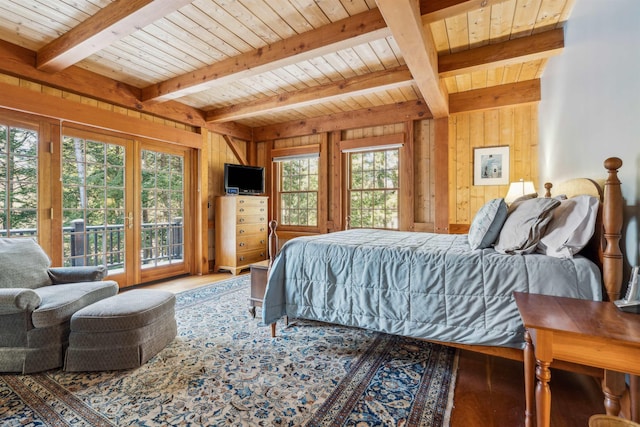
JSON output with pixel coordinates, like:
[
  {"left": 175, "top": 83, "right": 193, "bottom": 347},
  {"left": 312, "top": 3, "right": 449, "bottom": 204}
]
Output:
[{"left": 64, "top": 289, "right": 177, "bottom": 371}]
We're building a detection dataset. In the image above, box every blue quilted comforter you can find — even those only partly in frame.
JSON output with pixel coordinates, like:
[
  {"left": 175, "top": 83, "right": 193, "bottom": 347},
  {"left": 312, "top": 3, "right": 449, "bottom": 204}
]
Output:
[{"left": 262, "top": 229, "right": 602, "bottom": 348}]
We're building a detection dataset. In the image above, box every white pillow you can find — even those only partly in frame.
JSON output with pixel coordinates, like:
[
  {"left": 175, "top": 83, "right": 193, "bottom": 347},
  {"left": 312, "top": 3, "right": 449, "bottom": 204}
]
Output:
[
  {"left": 494, "top": 197, "right": 560, "bottom": 254},
  {"left": 537, "top": 195, "right": 599, "bottom": 258},
  {"left": 468, "top": 198, "right": 508, "bottom": 249}
]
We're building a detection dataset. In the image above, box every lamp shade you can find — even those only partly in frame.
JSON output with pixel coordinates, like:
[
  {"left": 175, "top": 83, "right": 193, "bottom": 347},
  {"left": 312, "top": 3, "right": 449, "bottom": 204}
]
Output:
[{"left": 504, "top": 180, "right": 536, "bottom": 204}]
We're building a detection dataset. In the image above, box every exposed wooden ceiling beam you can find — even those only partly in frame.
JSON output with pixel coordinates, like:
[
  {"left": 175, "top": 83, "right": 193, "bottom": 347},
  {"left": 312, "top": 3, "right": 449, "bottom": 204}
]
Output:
[
  {"left": 253, "top": 100, "right": 431, "bottom": 141},
  {"left": 449, "top": 79, "right": 541, "bottom": 113},
  {"left": 206, "top": 66, "right": 414, "bottom": 123},
  {"left": 439, "top": 29, "right": 564, "bottom": 77},
  {"left": 36, "top": 0, "right": 193, "bottom": 73},
  {"left": 420, "top": 0, "right": 510, "bottom": 24},
  {"left": 141, "top": 9, "right": 390, "bottom": 103},
  {"left": 376, "top": 0, "right": 449, "bottom": 118},
  {"left": 0, "top": 39, "right": 225, "bottom": 131}
]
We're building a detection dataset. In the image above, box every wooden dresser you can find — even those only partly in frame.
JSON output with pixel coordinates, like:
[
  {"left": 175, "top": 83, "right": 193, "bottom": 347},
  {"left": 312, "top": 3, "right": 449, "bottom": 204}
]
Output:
[{"left": 214, "top": 195, "right": 268, "bottom": 275}]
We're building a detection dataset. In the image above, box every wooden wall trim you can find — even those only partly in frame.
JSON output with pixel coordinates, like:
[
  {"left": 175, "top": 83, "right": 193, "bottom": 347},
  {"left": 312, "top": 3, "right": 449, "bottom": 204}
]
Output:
[
  {"left": 270, "top": 144, "right": 320, "bottom": 159},
  {"left": 0, "top": 81, "right": 202, "bottom": 148},
  {"left": 339, "top": 133, "right": 404, "bottom": 152}
]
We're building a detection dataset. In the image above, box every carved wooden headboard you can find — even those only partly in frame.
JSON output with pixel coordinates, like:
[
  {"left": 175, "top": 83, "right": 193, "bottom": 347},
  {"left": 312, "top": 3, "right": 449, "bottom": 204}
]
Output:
[{"left": 544, "top": 157, "right": 624, "bottom": 301}]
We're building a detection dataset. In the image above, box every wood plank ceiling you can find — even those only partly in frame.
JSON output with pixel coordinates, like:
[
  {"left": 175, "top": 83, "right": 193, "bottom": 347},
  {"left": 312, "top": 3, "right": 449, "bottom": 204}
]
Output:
[{"left": 0, "top": 0, "right": 574, "bottom": 134}]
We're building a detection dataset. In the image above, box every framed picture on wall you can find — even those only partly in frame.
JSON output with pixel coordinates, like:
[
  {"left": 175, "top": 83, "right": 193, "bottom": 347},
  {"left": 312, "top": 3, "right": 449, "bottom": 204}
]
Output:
[{"left": 474, "top": 146, "right": 509, "bottom": 186}]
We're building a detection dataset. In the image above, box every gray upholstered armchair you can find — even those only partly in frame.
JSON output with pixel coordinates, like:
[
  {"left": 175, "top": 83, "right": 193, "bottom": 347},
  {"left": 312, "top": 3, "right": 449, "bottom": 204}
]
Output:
[{"left": 0, "top": 238, "right": 119, "bottom": 373}]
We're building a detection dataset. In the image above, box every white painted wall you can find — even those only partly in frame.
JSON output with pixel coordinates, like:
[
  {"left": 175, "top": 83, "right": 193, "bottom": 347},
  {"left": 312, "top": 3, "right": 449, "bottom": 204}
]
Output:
[{"left": 539, "top": 0, "right": 640, "bottom": 266}]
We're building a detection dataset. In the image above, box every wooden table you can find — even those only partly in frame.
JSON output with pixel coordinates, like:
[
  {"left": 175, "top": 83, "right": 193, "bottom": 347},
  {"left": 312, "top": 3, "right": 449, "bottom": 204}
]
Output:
[{"left": 514, "top": 292, "right": 640, "bottom": 427}]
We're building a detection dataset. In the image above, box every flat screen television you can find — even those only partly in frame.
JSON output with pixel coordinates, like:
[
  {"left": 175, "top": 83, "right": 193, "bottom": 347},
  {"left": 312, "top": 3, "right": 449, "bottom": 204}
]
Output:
[{"left": 224, "top": 163, "right": 265, "bottom": 195}]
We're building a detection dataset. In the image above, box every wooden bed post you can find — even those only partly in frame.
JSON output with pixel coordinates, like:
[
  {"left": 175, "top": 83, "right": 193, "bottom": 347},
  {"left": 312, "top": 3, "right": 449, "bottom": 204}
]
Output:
[
  {"left": 602, "top": 157, "right": 624, "bottom": 302},
  {"left": 268, "top": 220, "right": 278, "bottom": 268},
  {"left": 268, "top": 220, "right": 278, "bottom": 337}
]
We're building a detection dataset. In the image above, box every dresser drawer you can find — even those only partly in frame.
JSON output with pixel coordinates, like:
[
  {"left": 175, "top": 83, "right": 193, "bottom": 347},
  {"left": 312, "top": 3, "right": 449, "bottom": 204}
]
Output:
[
  {"left": 236, "top": 214, "right": 267, "bottom": 225},
  {"left": 236, "top": 233, "right": 267, "bottom": 251},
  {"left": 236, "top": 248, "right": 267, "bottom": 265},
  {"left": 236, "top": 197, "right": 268, "bottom": 208},
  {"left": 236, "top": 204, "right": 267, "bottom": 215},
  {"left": 236, "top": 223, "right": 267, "bottom": 235}
]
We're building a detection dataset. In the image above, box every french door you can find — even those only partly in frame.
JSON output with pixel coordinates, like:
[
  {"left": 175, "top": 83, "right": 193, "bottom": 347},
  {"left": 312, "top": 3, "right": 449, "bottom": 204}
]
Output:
[{"left": 61, "top": 127, "right": 192, "bottom": 287}]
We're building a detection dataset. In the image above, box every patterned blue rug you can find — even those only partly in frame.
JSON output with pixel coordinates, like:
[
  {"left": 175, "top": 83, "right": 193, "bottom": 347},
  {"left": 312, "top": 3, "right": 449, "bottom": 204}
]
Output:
[{"left": 0, "top": 275, "right": 458, "bottom": 426}]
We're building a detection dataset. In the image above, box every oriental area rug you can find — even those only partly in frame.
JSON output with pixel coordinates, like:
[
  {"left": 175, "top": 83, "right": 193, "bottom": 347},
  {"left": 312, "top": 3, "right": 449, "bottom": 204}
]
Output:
[{"left": 0, "top": 275, "right": 458, "bottom": 426}]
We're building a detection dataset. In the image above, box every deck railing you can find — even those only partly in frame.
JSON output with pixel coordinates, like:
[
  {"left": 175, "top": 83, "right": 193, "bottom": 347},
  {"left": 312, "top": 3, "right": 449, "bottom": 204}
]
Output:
[{"left": 0, "top": 218, "right": 183, "bottom": 269}]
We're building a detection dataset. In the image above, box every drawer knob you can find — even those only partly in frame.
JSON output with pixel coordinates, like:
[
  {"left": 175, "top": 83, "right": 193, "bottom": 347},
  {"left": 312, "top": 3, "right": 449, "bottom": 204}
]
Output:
[
  {"left": 260, "top": 217, "right": 265, "bottom": 221},
  {"left": 260, "top": 252, "right": 265, "bottom": 257},
  {"left": 239, "top": 208, "right": 245, "bottom": 212},
  {"left": 239, "top": 218, "right": 245, "bottom": 223},
  {"left": 260, "top": 240, "right": 265, "bottom": 244},
  {"left": 239, "top": 229, "right": 245, "bottom": 234},
  {"left": 239, "top": 200, "right": 245, "bottom": 204},
  {"left": 239, "top": 256, "right": 245, "bottom": 261},
  {"left": 239, "top": 242, "right": 245, "bottom": 247}
]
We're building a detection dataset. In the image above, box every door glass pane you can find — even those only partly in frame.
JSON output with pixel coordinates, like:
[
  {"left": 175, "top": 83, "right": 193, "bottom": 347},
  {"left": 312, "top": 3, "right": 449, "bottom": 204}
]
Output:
[
  {"left": 62, "top": 136, "right": 125, "bottom": 271},
  {"left": 140, "top": 149, "right": 184, "bottom": 269},
  {"left": 0, "top": 124, "right": 38, "bottom": 239}
]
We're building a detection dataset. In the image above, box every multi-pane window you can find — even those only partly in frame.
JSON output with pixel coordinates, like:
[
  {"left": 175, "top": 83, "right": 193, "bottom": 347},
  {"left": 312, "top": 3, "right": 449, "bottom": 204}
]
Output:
[
  {"left": 62, "top": 137, "right": 126, "bottom": 269},
  {"left": 0, "top": 124, "right": 38, "bottom": 238},
  {"left": 279, "top": 157, "right": 319, "bottom": 227},
  {"left": 140, "top": 149, "right": 184, "bottom": 268},
  {"left": 348, "top": 149, "right": 399, "bottom": 229}
]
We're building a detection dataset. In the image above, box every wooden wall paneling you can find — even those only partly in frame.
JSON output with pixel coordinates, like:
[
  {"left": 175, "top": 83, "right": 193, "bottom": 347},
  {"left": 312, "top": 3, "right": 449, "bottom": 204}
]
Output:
[
  {"left": 483, "top": 109, "right": 503, "bottom": 201},
  {"left": 500, "top": 107, "right": 516, "bottom": 196},
  {"left": 413, "top": 119, "right": 431, "bottom": 227},
  {"left": 529, "top": 105, "right": 540, "bottom": 192},
  {"left": 434, "top": 117, "right": 449, "bottom": 233},
  {"left": 400, "top": 121, "right": 415, "bottom": 231},
  {"left": 455, "top": 114, "right": 470, "bottom": 224},
  {"left": 448, "top": 116, "right": 458, "bottom": 229},
  {"left": 468, "top": 111, "right": 486, "bottom": 217},
  {"left": 318, "top": 133, "right": 329, "bottom": 234},
  {"left": 429, "top": 118, "right": 437, "bottom": 227},
  {"left": 329, "top": 130, "right": 342, "bottom": 232},
  {"left": 512, "top": 105, "right": 525, "bottom": 182},
  {"left": 447, "top": 104, "right": 540, "bottom": 230},
  {"left": 196, "top": 129, "right": 209, "bottom": 275}
]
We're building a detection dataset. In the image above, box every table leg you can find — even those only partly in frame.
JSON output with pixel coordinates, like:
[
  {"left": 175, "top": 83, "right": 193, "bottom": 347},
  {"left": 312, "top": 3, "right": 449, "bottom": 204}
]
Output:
[
  {"left": 270, "top": 322, "right": 276, "bottom": 337},
  {"left": 536, "top": 360, "right": 552, "bottom": 427},
  {"left": 603, "top": 370, "right": 625, "bottom": 416},
  {"left": 524, "top": 331, "right": 536, "bottom": 427},
  {"left": 631, "top": 375, "right": 640, "bottom": 422}
]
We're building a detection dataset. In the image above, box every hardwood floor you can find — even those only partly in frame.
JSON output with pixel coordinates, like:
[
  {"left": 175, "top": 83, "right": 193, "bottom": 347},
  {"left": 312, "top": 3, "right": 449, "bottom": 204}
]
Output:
[{"left": 140, "top": 272, "right": 606, "bottom": 427}]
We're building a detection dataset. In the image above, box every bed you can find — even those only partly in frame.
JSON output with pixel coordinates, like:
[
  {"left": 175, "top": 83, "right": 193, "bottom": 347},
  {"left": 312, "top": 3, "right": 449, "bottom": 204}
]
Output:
[{"left": 261, "top": 157, "right": 627, "bottom": 420}]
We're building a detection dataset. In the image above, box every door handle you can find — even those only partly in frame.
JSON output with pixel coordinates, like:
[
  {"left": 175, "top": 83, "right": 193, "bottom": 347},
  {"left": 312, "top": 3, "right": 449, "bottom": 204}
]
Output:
[{"left": 126, "top": 212, "right": 134, "bottom": 229}]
